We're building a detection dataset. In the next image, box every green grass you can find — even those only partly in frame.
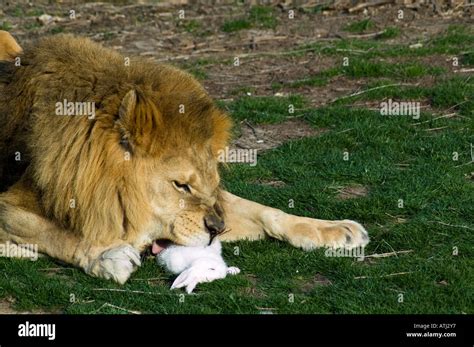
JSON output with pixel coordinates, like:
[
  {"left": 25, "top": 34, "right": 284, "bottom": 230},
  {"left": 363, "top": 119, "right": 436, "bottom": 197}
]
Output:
[
  {"left": 461, "top": 52, "right": 474, "bottom": 66},
  {"left": 49, "top": 27, "right": 65, "bottom": 35},
  {"left": 308, "top": 3, "right": 331, "bottom": 14},
  {"left": 278, "top": 60, "right": 444, "bottom": 89},
  {"left": 248, "top": 5, "right": 277, "bottom": 29},
  {"left": 11, "top": 6, "right": 24, "bottom": 17},
  {"left": 24, "top": 21, "right": 42, "bottom": 31},
  {"left": 1, "top": 97, "right": 471, "bottom": 314},
  {"left": 332, "top": 76, "right": 474, "bottom": 117},
  {"left": 102, "top": 31, "right": 116, "bottom": 41},
  {"left": 7, "top": 5, "right": 43, "bottom": 17},
  {"left": 378, "top": 27, "right": 400, "bottom": 39},
  {"left": 431, "top": 25, "right": 474, "bottom": 49},
  {"left": 344, "top": 19, "right": 375, "bottom": 33},
  {"left": 179, "top": 58, "right": 223, "bottom": 80},
  {"left": 181, "top": 19, "right": 201, "bottom": 33},
  {"left": 26, "top": 8, "right": 44, "bottom": 17},
  {"left": 222, "top": 19, "right": 252, "bottom": 33},
  {"left": 0, "top": 21, "right": 12, "bottom": 31},
  {"left": 224, "top": 95, "right": 306, "bottom": 124},
  {"left": 222, "top": 5, "right": 277, "bottom": 32},
  {"left": 342, "top": 60, "right": 444, "bottom": 78}
]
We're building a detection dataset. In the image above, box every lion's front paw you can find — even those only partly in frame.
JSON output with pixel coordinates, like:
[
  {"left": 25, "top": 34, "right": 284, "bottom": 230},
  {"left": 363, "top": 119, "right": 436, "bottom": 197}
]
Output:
[
  {"left": 290, "top": 218, "right": 369, "bottom": 251},
  {"left": 324, "top": 219, "right": 369, "bottom": 249},
  {"left": 88, "top": 244, "right": 141, "bottom": 284}
]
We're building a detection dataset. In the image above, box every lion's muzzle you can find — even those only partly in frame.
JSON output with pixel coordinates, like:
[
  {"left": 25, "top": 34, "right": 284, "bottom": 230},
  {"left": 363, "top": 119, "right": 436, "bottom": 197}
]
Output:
[{"left": 204, "top": 213, "right": 225, "bottom": 243}]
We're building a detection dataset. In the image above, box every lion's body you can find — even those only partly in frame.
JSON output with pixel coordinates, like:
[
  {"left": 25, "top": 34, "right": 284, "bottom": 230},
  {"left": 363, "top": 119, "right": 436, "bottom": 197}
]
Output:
[{"left": 0, "top": 32, "right": 368, "bottom": 285}]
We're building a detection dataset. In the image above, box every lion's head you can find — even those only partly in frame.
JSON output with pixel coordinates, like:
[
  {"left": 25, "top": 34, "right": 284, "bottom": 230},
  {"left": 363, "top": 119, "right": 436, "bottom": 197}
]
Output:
[
  {"left": 116, "top": 85, "right": 232, "bottom": 250},
  {"left": 105, "top": 70, "right": 233, "bottom": 251}
]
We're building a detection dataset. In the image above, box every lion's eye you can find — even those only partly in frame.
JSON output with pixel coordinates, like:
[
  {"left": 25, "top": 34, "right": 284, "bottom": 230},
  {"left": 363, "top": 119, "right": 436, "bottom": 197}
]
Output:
[{"left": 172, "top": 181, "right": 191, "bottom": 193}]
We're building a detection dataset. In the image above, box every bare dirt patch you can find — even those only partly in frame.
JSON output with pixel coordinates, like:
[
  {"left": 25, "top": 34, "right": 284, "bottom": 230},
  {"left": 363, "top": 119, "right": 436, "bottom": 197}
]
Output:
[
  {"left": 296, "top": 273, "right": 333, "bottom": 294},
  {"left": 232, "top": 119, "right": 325, "bottom": 152},
  {"left": 336, "top": 185, "right": 369, "bottom": 200},
  {"left": 256, "top": 179, "right": 286, "bottom": 188},
  {"left": 0, "top": 297, "right": 61, "bottom": 314},
  {"left": 241, "top": 274, "right": 266, "bottom": 298}
]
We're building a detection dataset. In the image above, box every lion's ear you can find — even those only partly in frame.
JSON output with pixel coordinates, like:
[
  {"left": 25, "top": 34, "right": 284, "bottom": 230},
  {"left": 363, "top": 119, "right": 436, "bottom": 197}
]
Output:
[
  {"left": 119, "top": 89, "right": 137, "bottom": 119},
  {"left": 0, "top": 31, "right": 22, "bottom": 61},
  {"left": 210, "top": 111, "right": 233, "bottom": 156},
  {"left": 118, "top": 89, "right": 163, "bottom": 154}
]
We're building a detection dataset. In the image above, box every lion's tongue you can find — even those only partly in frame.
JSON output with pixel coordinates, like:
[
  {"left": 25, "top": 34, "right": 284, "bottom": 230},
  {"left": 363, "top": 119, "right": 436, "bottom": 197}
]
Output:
[{"left": 152, "top": 240, "right": 169, "bottom": 255}]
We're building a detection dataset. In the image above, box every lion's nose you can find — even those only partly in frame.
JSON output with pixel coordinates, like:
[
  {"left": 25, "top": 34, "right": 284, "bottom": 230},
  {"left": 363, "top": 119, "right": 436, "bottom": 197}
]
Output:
[{"left": 204, "top": 214, "right": 225, "bottom": 235}]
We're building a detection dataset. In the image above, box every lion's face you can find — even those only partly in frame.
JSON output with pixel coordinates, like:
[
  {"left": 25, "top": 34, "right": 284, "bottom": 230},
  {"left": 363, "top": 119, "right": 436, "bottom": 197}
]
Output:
[{"left": 146, "top": 147, "right": 225, "bottom": 247}]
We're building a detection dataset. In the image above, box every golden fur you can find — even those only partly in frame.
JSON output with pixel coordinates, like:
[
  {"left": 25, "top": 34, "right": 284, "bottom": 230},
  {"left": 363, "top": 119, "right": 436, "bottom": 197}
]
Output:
[{"left": 0, "top": 32, "right": 369, "bottom": 284}]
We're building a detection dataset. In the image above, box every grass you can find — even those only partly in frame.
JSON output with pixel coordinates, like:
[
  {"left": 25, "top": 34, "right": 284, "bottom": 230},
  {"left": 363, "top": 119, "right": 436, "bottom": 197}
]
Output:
[
  {"left": 0, "top": 21, "right": 12, "bottom": 31},
  {"left": 344, "top": 19, "right": 375, "bottom": 33},
  {"left": 461, "top": 52, "right": 474, "bottom": 66},
  {"left": 248, "top": 5, "right": 277, "bottom": 29},
  {"left": 276, "top": 60, "right": 444, "bottom": 89},
  {"left": 102, "top": 31, "right": 116, "bottom": 41},
  {"left": 6, "top": 5, "right": 43, "bottom": 17},
  {"left": 288, "top": 68, "right": 341, "bottom": 88},
  {"left": 332, "top": 76, "right": 474, "bottom": 117},
  {"left": 223, "top": 94, "right": 306, "bottom": 124},
  {"left": 49, "top": 27, "right": 65, "bottom": 35},
  {"left": 180, "top": 58, "right": 222, "bottom": 80},
  {"left": 342, "top": 60, "right": 444, "bottom": 78},
  {"left": 222, "top": 5, "right": 277, "bottom": 32},
  {"left": 343, "top": 21, "right": 399, "bottom": 39},
  {"left": 222, "top": 19, "right": 251, "bottom": 33},
  {"left": 1, "top": 95, "right": 472, "bottom": 313},
  {"left": 378, "top": 27, "right": 401, "bottom": 39},
  {"left": 24, "top": 21, "right": 42, "bottom": 31},
  {"left": 183, "top": 20, "right": 201, "bottom": 33},
  {"left": 308, "top": 3, "right": 331, "bottom": 14}
]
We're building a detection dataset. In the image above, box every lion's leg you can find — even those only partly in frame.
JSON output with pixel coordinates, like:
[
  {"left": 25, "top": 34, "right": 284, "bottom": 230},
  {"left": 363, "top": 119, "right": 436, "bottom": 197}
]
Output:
[
  {"left": 219, "top": 191, "right": 369, "bottom": 250},
  {"left": 0, "top": 177, "right": 140, "bottom": 284}
]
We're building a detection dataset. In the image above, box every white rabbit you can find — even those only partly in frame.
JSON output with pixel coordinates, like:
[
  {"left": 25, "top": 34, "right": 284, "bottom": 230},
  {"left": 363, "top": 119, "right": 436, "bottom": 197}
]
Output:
[{"left": 154, "top": 239, "right": 240, "bottom": 294}]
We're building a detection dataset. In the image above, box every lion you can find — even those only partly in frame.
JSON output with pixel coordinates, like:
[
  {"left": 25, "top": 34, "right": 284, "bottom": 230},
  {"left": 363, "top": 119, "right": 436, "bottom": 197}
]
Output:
[{"left": 0, "top": 31, "right": 368, "bottom": 284}]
